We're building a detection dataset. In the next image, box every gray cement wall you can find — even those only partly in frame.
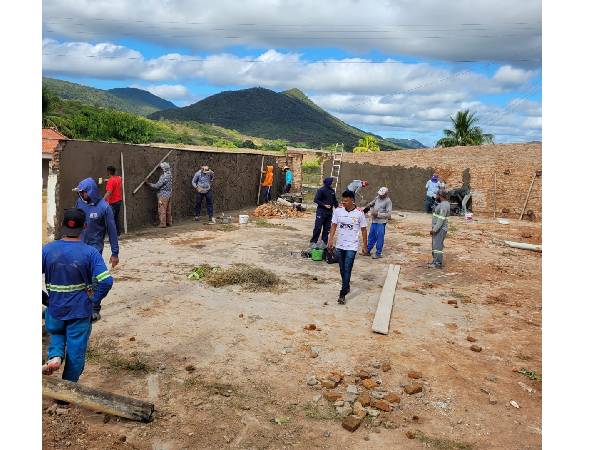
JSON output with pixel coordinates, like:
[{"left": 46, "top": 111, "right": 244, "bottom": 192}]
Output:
[
  {"left": 323, "top": 159, "right": 469, "bottom": 211},
  {"left": 55, "top": 141, "right": 283, "bottom": 233}
]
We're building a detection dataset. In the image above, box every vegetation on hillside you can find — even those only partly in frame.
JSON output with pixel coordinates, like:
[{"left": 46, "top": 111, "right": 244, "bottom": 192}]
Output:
[
  {"left": 149, "top": 87, "right": 402, "bottom": 150},
  {"left": 42, "top": 93, "right": 286, "bottom": 151},
  {"left": 352, "top": 135, "right": 381, "bottom": 153},
  {"left": 43, "top": 77, "right": 176, "bottom": 116},
  {"left": 436, "top": 109, "right": 494, "bottom": 147}
]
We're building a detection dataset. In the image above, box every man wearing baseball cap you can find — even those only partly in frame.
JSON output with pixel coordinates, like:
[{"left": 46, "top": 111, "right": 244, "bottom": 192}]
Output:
[
  {"left": 362, "top": 187, "right": 393, "bottom": 259},
  {"left": 42, "top": 208, "right": 113, "bottom": 382}
]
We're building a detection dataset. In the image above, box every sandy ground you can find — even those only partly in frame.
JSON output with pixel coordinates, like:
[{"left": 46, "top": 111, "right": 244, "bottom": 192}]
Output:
[{"left": 42, "top": 209, "right": 541, "bottom": 450}]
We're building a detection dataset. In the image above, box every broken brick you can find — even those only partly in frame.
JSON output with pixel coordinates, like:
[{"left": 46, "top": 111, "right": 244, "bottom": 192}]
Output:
[
  {"left": 406, "top": 431, "right": 416, "bottom": 439},
  {"left": 321, "top": 380, "right": 337, "bottom": 389},
  {"left": 362, "top": 379, "right": 377, "bottom": 390},
  {"left": 328, "top": 371, "right": 343, "bottom": 384},
  {"left": 372, "top": 400, "right": 392, "bottom": 412},
  {"left": 467, "top": 336, "right": 477, "bottom": 342},
  {"left": 323, "top": 391, "right": 342, "bottom": 402},
  {"left": 407, "top": 370, "right": 422, "bottom": 379},
  {"left": 304, "top": 323, "right": 317, "bottom": 331},
  {"left": 357, "top": 370, "right": 371, "bottom": 380},
  {"left": 404, "top": 384, "right": 423, "bottom": 395},
  {"left": 382, "top": 362, "right": 391, "bottom": 372},
  {"left": 448, "top": 299, "right": 458, "bottom": 305},
  {"left": 470, "top": 345, "right": 482, "bottom": 352},
  {"left": 356, "top": 392, "right": 371, "bottom": 407},
  {"left": 342, "top": 415, "right": 363, "bottom": 432},
  {"left": 385, "top": 393, "right": 401, "bottom": 403}
]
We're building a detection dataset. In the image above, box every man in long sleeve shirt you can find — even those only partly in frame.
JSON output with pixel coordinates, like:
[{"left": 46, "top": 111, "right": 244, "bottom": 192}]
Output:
[
  {"left": 146, "top": 162, "right": 173, "bottom": 227},
  {"left": 363, "top": 187, "right": 393, "bottom": 259},
  {"left": 428, "top": 190, "right": 450, "bottom": 268},
  {"left": 42, "top": 208, "right": 113, "bottom": 382},
  {"left": 311, "top": 177, "right": 339, "bottom": 248},
  {"left": 74, "top": 177, "right": 119, "bottom": 321},
  {"left": 424, "top": 173, "right": 441, "bottom": 213},
  {"left": 192, "top": 165, "right": 216, "bottom": 224}
]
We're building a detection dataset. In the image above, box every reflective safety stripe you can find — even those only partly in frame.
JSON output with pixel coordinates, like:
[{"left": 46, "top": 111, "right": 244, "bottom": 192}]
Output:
[
  {"left": 432, "top": 250, "right": 444, "bottom": 254},
  {"left": 95, "top": 270, "right": 111, "bottom": 282},
  {"left": 46, "top": 283, "right": 88, "bottom": 293},
  {"left": 432, "top": 213, "right": 448, "bottom": 220}
]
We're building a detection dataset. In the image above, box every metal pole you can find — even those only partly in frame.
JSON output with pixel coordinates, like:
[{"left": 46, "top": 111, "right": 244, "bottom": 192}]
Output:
[{"left": 120, "top": 152, "right": 128, "bottom": 234}]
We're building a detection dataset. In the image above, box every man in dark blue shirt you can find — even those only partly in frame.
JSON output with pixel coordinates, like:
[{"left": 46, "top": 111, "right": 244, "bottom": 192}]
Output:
[
  {"left": 42, "top": 208, "right": 113, "bottom": 382},
  {"left": 310, "top": 177, "right": 339, "bottom": 248}
]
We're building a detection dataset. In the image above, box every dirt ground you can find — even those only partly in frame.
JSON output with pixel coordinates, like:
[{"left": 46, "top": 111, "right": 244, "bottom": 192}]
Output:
[{"left": 42, "top": 208, "right": 541, "bottom": 450}]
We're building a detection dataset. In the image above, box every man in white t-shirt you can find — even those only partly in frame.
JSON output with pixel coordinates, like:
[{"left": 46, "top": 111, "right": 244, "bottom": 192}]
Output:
[{"left": 327, "top": 190, "right": 368, "bottom": 304}]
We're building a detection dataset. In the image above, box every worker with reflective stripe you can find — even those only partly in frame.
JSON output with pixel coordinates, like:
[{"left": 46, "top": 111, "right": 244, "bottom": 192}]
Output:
[
  {"left": 42, "top": 208, "right": 113, "bottom": 382},
  {"left": 428, "top": 190, "right": 450, "bottom": 269}
]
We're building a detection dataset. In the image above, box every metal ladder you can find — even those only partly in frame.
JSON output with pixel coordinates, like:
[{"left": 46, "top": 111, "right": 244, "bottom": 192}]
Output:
[{"left": 329, "top": 143, "right": 344, "bottom": 193}]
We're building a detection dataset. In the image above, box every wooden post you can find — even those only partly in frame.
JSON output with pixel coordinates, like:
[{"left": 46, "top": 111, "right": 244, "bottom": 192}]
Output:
[
  {"left": 120, "top": 152, "right": 128, "bottom": 234},
  {"left": 493, "top": 172, "right": 497, "bottom": 219},
  {"left": 43, "top": 377, "right": 154, "bottom": 422},
  {"left": 372, "top": 264, "right": 401, "bottom": 335},
  {"left": 257, "top": 156, "right": 265, "bottom": 206},
  {"left": 132, "top": 149, "right": 173, "bottom": 195},
  {"left": 519, "top": 172, "right": 537, "bottom": 220}
]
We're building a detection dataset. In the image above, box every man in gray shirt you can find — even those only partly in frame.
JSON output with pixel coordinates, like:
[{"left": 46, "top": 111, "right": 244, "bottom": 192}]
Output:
[
  {"left": 192, "top": 165, "right": 215, "bottom": 224},
  {"left": 428, "top": 190, "right": 450, "bottom": 268},
  {"left": 362, "top": 187, "right": 393, "bottom": 259}
]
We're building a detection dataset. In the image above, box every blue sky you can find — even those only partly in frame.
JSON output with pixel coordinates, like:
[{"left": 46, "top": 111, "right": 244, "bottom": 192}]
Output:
[{"left": 42, "top": 0, "right": 542, "bottom": 147}]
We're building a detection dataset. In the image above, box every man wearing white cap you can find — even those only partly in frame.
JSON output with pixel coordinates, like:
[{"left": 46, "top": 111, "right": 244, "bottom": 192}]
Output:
[{"left": 362, "top": 187, "right": 393, "bottom": 259}]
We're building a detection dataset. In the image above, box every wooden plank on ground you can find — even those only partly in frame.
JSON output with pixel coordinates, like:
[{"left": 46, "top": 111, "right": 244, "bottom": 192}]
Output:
[
  {"left": 371, "top": 264, "right": 401, "bottom": 335},
  {"left": 43, "top": 377, "right": 154, "bottom": 422}
]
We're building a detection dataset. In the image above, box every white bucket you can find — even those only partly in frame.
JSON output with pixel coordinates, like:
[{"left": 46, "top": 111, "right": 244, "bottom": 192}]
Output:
[
  {"left": 465, "top": 212, "right": 473, "bottom": 222},
  {"left": 239, "top": 214, "right": 249, "bottom": 224}
]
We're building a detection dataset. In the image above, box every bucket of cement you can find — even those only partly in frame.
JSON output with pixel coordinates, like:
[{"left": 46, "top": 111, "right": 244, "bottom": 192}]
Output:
[
  {"left": 239, "top": 214, "right": 249, "bottom": 224},
  {"left": 465, "top": 212, "right": 473, "bottom": 223}
]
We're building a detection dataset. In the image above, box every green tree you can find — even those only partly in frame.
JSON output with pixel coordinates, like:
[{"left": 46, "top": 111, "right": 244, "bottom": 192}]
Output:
[
  {"left": 436, "top": 109, "right": 494, "bottom": 147},
  {"left": 353, "top": 135, "right": 381, "bottom": 153}
]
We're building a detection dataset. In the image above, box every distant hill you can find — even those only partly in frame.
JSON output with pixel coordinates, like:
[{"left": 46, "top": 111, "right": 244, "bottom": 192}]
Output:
[
  {"left": 43, "top": 77, "right": 176, "bottom": 116},
  {"left": 108, "top": 87, "right": 176, "bottom": 112},
  {"left": 386, "top": 138, "right": 427, "bottom": 149},
  {"left": 149, "top": 87, "right": 402, "bottom": 150}
]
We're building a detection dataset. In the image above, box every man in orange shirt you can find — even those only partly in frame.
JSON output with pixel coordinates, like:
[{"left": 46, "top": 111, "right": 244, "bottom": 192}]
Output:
[
  {"left": 104, "top": 166, "right": 123, "bottom": 236},
  {"left": 261, "top": 165, "right": 274, "bottom": 204}
]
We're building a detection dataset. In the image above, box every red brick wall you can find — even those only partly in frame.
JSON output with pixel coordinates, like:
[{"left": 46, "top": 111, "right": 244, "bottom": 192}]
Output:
[{"left": 332, "top": 143, "right": 542, "bottom": 220}]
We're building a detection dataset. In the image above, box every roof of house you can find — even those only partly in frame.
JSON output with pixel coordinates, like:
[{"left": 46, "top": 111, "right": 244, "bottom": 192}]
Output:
[{"left": 42, "top": 128, "right": 67, "bottom": 155}]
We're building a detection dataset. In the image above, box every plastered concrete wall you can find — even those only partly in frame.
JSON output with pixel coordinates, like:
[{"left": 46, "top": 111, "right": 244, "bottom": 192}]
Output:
[
  {"left": 54, "top": 140, "right": 284, "bottom": 234},
  {"left": 324, "top": 143, "right": 541, "bottom": 220}
]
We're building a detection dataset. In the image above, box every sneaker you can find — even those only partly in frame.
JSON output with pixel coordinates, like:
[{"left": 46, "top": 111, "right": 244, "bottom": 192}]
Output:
[
  {"left": 372, "top": 254, "right": 382, "bottom": 259},
  {"left": 426, "top": 262, "right": 436, "bottom": 269},
  {"left": 194, "top": 216, "right": 200, "bottom": 221},
  {"left": 310, "top": 242, "right": 318, "bottom": 249},
  {"left": 208, "top": 217, "right": 216, "bottom": 224},
  {"left": 337, "top": 295, "right": 346, "bottom": 305},
  {"left": 92, "top": 311, "right": 101, "bottom": 322},
  {"left": 42, "top": 357, "right": 62, "bottom": 375}
]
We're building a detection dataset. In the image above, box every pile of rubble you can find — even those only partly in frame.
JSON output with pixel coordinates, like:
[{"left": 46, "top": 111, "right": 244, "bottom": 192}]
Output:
[
  {"left": 252, "top": 202, "right": 305, "bottom": 218},
  {"left": 306, "top": 363, "right": 424, "bottom": 432}
]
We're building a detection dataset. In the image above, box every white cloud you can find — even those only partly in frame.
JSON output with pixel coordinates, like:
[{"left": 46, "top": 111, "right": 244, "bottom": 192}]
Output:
[
  {"left": 493, "top": 65, "right": 536, "bottom": 86},
  {"left": 43, "top": 0, "right": 541, "bottom": 66},
  {"left": 133, "top": 84, "right": 190, "bottom": 101}
]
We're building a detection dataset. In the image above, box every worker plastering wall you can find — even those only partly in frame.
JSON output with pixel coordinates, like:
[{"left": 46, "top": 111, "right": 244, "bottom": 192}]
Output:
[
  {"left": 47, "top": 140, "right": 284, "bottom": 238},
  {"left": 323, "top": 143, "right": 542, "bottom": 221}
]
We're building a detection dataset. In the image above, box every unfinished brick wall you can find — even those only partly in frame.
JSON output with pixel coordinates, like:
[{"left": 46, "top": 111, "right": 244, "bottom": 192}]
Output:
[
  {"left": 275, "top": 151, "right": 304, "bottom": 191},
  {"left": 324, "top": 143, "right": 542, "bottom": 221}
]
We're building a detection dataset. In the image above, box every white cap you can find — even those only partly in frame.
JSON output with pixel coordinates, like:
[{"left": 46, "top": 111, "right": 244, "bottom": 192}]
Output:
[{"left": 378, "top": 187, "right": 388, "bottom": 195}]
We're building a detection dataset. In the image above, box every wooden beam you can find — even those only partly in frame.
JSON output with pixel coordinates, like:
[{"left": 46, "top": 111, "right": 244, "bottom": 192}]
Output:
[
  {"left": 256, "top": 156, "right": 265, "bottom": 206},
  {"left": 519, "top": 172, "right": 537, "bottom": 220},
  {"left": 493, "top": 172, "right": 497, "bottom": 219},
  {"left": 371, "top": 264, "right": 401, "bottom": 335},
  {"left": 120, "top": 152, "right": 128, "bottom": 234},
  {"left": 504, "top": 240, "right": 542, "bottom": 253},
  {"left": 43, "top": 377, "right": 154, "bottom": 422},
  {"left": 132, "top": 149, "right": 173, "bottom": 195}
]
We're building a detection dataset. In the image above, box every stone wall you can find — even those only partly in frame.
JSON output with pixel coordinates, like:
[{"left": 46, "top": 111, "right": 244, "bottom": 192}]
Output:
[{"left": 324, "top": 143, "right": 542, "bottom": 220}]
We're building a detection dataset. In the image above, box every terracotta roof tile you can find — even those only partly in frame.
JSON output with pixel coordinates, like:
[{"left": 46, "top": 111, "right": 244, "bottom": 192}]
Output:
[{"left": 42, "top": 128, "right": 67, "bottom": 155}]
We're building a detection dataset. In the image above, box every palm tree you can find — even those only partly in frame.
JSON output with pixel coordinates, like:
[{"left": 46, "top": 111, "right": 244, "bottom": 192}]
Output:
[
  {"left": 436, "top": 109, "right": 494, "bottom": 147},
  {"left": 353, "top": 135, "right": 381, "bottom": 153}
]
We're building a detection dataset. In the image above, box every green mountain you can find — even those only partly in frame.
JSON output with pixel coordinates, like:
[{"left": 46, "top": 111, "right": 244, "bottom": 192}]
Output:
[
  {"left": 42, "top": 77, "right": 176, "bottom": 116},
  {"left": 386, "top": 138, "right": 427, "bottom": 149},
  {"left": 108, "top": 87, "right": 176, "bottom": 111},
  {"left": 148, "top": 87, "right": 402, "bottom": 150}
]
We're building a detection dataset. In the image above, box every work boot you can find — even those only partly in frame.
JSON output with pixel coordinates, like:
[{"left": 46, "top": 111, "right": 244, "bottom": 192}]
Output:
[
  {"left": 42, "top": 357, "right": 62, "bottom": 375},
  {"left": 337, "top": 295, "right": 346, "bottom": 305},
  {"left": 194, "top": 216, "right": 200, "bottom": 221},
  {"left": 92, "top": 311, "right": 101, "bottom": 322}
]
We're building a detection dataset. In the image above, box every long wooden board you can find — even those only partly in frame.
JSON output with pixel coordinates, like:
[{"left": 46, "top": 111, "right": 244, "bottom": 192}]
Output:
[
  {"left": 43, "top": 377, "right": 154, "bottom": 422},
  {"left": 132, "top": 149, "right": 173, "bottom": 195},
  {"left": 371, "top": 264, "right": 401, "bottom": 335}
]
